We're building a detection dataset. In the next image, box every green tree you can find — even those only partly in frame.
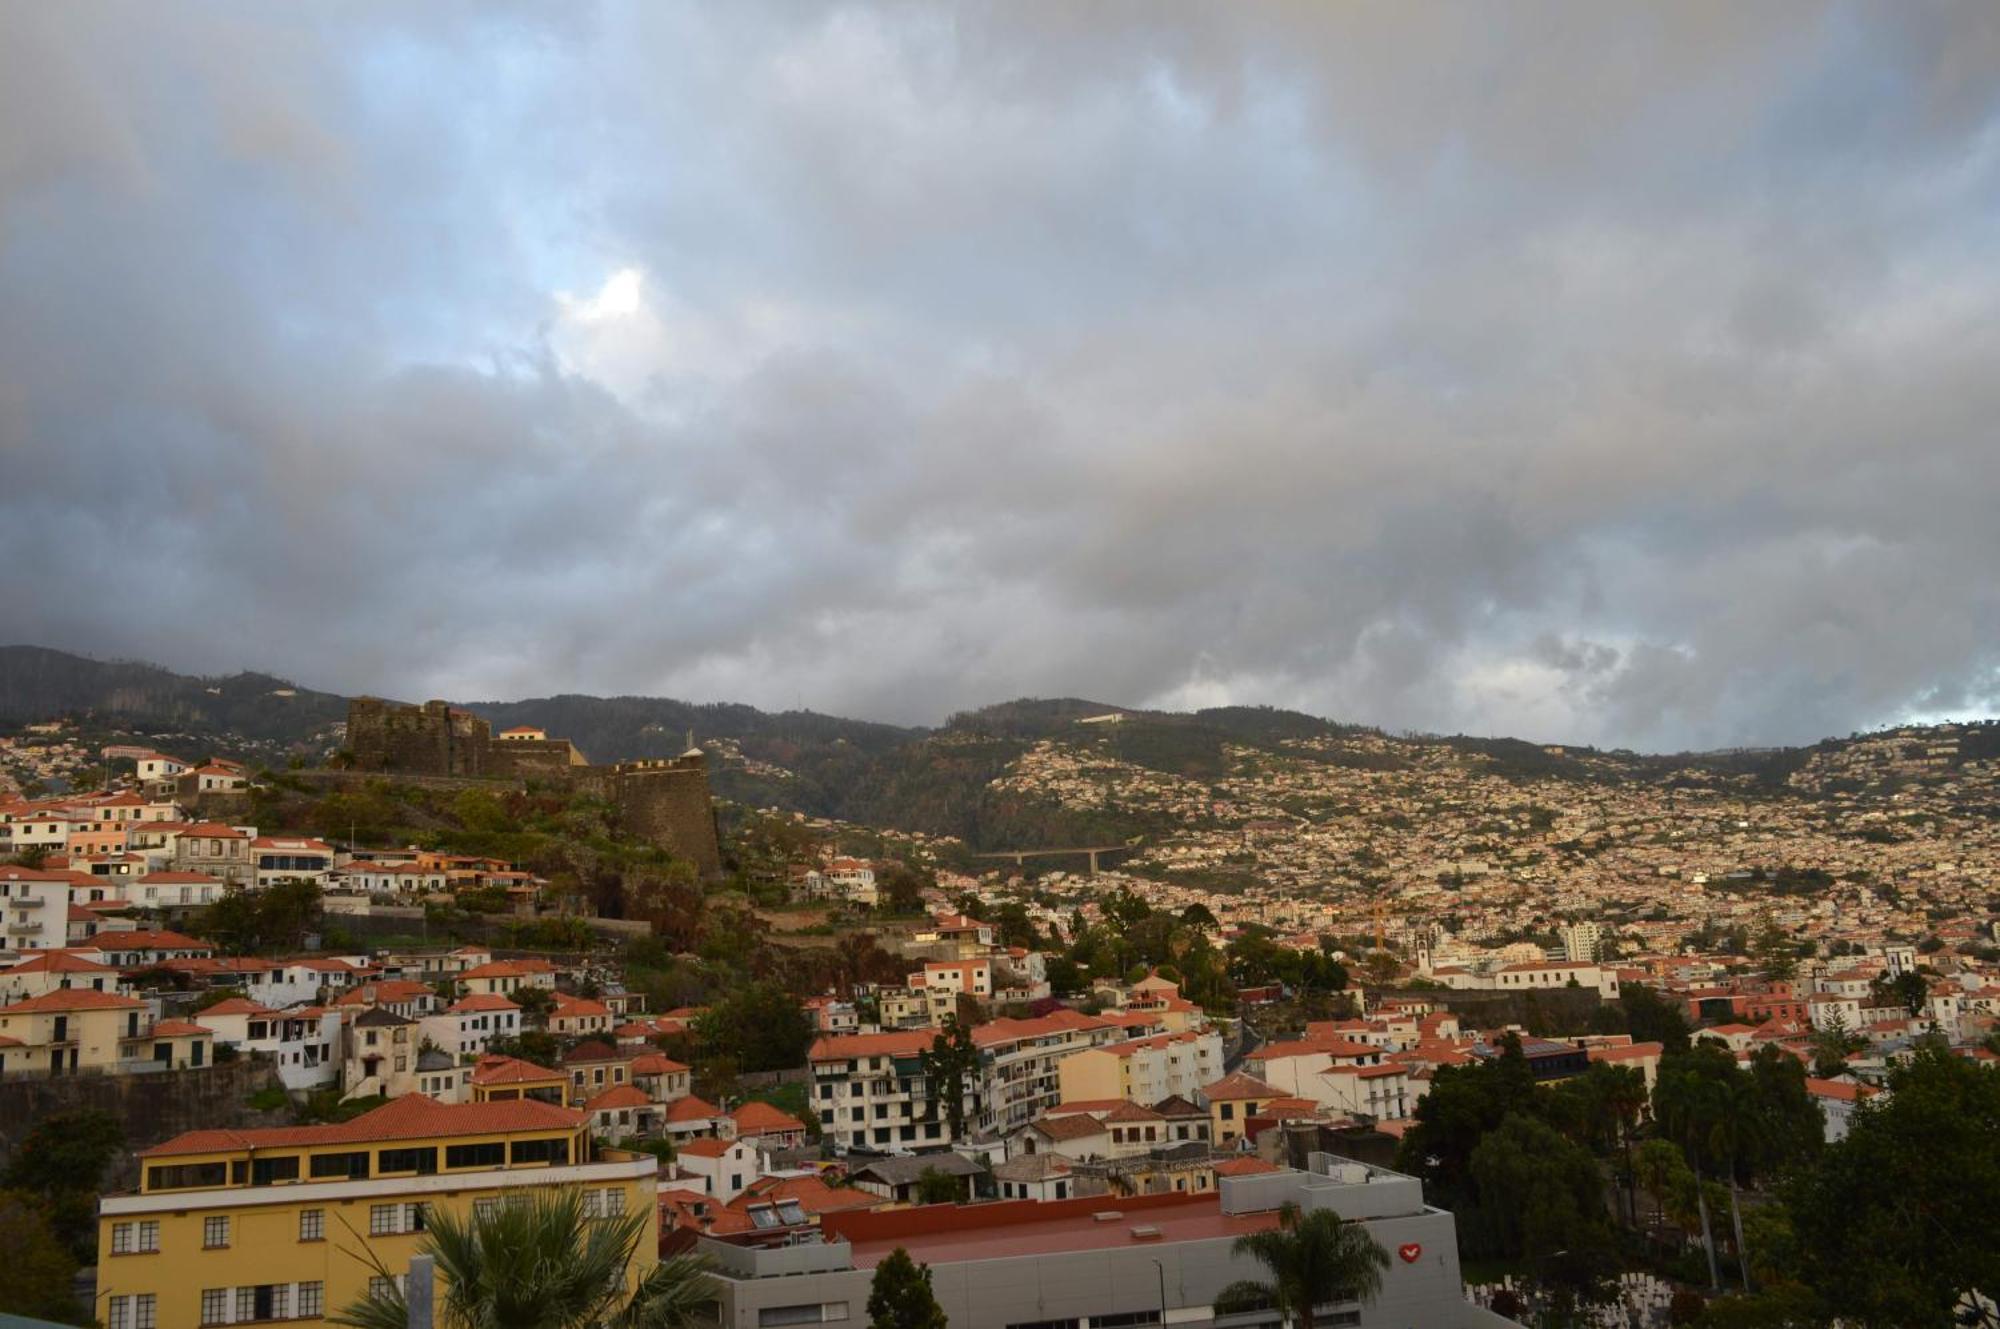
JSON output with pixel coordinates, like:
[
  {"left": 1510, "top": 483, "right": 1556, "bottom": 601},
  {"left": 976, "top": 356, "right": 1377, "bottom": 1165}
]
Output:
[
  {"left": 1635, "top": 1138, "right": 1701, "bottom": 1239},
  {"left": 1395, "top": 1034, "right": 1538, "bottom": 1212},
  {"left": 1549, "top": 1061, "right": 1647, "bottom": 1224},
  {"left": 913, "top": 1168, "right": 968, "bottom": 1205},
  {"left": 990, "top": 902, "right": 1040, "bottom": 949},
  {"left": 1750, "top": 922, "right": 1797, "bottom": 982},
  {"left": 1787, "top": 1044, "right": 2000, "bottom": 1328},
  {"left": 0, "top": 1190, "right": 81, "bottom": 1324},
  {"left": 330, "top": 1186, "right": 711, "bottom": 1329},
  {"left": 1469, "top": 1114, "right": 1619, "bottom": 1317},
  {"left": 866, "top": 1247, "right": 947, "bottom": 1329},
  {"left": 1655, "top": 1046, "right": 1735, "bottom": 1289},
  {"left": 1867, "top": 970, "right": 1928, "bottom": 1020},
  {"left": 1620, "top": 983, "right": 1693, "bottom": 1054},
  {"left": 918, "top": 1018, "right": 981, "bottom": 1140},
  {"left": 3, "top": 1108, "right": 125, "bottom": 1262},
  {"left": 1807, "top": 1016, "right": 1864, "bottom": 1079},
  {"left": 692, "top": 980, "right": 812, "bottom": 1073},
  {"left": 1180, "top": 902, "right": 1220, "bottom": 932},
  {"left": 197, "top": 879, "right": 322, "bottom": 954},
  {"left": 877, "top": 862, "right": 932, "bottom": 916},
  {"left": 1214, "top": 1201, "right": 1390, "bottom": 1329}
]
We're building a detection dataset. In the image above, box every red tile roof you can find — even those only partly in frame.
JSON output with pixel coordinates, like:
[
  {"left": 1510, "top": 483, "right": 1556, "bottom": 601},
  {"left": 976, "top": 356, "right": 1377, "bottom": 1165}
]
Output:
[
  {"left": 1202, "top": 1071, "right": 1281, "bottom": 1101},
  {"left": 664, "top": 1095, "right": 721, "bottom": 1124},
  {"left": 448, "top": 994, "right": 521, "bottom": 1013},
  {"left": 0, "top": 988, "right": 144, "bottom": 1013},
  {"left": 678, "top": 1137, "right": 743, "bottom": 1159},
  {"left": 470, "top": 1055, "right": 564, "bottom": 1086},
  {"left": 809, "top": 1030, "right": 934, "bottom": 1061},
  {"left": 194, "top": 998, "right": 280, "bottom": 1018},
  {"left": 730, "top": 1101, "right": 806, "bottom": 1134},
  {"left": 2, "top": 950, "right": 117, "bottom": 973},
  {"left": 143, "top": 1094, "right": 584, "bottom": 1157},
  {"left": 585, "top": 1085, "right": 654, "bottom": 1112}
]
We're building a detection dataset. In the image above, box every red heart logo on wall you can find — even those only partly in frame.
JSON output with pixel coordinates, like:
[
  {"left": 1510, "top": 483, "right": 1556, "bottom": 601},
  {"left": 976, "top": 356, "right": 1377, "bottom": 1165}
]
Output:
[{"left": 1397, "top": 1243, "right": 1422, "bottom": 1263}]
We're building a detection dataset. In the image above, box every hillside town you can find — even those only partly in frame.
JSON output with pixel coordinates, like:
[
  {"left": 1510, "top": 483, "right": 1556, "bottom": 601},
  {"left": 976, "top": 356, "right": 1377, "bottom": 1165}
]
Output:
[{"left": 0, "top": 715, "right": 1994, "bottom": 1329}]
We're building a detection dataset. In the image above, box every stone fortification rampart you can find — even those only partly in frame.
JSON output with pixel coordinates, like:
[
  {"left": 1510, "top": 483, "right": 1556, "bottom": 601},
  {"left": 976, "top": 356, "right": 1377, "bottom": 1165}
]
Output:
[{"left": 344, "top": 698, "right": 722, "bottom": 875}]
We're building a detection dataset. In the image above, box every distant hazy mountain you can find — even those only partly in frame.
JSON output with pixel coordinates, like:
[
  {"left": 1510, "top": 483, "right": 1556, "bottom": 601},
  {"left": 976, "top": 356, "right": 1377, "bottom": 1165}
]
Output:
[
  {"left": 11, "top": 645, "right": 1974, "bottom": 852},
  {"left": 0, "top": 645, "right": 347, "bottom": 743}
]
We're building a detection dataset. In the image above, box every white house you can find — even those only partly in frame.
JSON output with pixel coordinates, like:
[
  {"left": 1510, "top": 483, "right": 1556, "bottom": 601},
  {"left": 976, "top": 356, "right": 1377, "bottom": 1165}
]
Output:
[
  {"left": 1806, "top": 1077, "right": 1882, "bottom": 1143},
  {"left": 250, "top": 836, "right": 337, "bottom": 889},
  {"left": 420, "top": 994, "right": 522, "bottom": 1061},
  {"left": 194, "top": 998, "right": 342, "bottom": 1091},
  {"left": 676, "top": 1136, "right": 759, "bottom": 1203},
  {"left": 0, "top": 869, "right": 73, "bottom": 954}
]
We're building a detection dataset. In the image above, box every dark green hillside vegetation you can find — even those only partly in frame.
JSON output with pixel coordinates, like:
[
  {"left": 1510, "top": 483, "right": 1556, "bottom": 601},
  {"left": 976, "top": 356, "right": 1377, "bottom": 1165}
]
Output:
[{"left": 0, "top": 645, "right": 345, "bottom": 740}]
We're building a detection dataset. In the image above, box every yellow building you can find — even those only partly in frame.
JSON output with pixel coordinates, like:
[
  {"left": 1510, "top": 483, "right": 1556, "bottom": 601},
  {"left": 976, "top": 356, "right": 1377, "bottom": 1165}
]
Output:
[
  {"left": 0, "top": 988, "right": 212, "bottom": 1076},
  {"left": 96, "top": 1094, "right": 660, "bottom": 1329},
  {"left": 1200, "top": 1070, "right": 1282, "bottom": 1146},
  {"left": 468, "top": 1053, "right": 568, "bottom": 1103}
]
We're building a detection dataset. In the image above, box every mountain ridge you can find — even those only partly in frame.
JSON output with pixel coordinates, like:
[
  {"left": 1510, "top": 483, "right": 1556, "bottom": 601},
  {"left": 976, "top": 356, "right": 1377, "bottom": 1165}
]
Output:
[{"left": 9, "top": 644, "right": 1989, "bottom": 851}]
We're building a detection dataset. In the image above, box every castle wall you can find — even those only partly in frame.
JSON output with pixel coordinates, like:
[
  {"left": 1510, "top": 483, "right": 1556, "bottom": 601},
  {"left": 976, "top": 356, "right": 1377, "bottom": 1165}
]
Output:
[
  {"left": 613, "top": 758, "right": 724, "bottom": 878},
  {"left": 348, "top": 697, "right": 494, "bottom": 776},
  {"left": 344, "top": 700, "right": 723, "bottom": 877}
]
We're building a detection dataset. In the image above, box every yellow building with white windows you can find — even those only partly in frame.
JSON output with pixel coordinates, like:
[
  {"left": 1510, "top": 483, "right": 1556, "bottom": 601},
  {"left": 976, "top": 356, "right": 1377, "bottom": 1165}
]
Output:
[{"left": 95, "top": 1094, "right": 660, "bottom": 1329}]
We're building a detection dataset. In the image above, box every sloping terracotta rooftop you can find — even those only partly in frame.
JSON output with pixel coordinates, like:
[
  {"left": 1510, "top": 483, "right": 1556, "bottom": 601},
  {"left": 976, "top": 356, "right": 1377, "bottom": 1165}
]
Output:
[{"left": 142, "top": 1093, "right": 584, "bottom": 1157}]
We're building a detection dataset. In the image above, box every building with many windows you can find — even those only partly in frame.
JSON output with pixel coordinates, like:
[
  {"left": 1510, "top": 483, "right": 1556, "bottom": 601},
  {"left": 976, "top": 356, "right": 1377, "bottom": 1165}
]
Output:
[
  {"left": 1055, "top": 1029, "right": 1225, "bottom": 1107},
  {"left": 96, "top": 1095, "right": 660, "bottom": 1329},
  {"left": 810, "top": 1010, "right": 1131, "bottom": 1152}
]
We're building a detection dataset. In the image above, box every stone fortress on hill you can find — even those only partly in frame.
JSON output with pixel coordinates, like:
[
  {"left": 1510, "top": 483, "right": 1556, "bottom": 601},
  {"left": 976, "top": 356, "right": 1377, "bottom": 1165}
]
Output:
[{"left": 344, "top": 697, "right": 723, "bottom": 877}]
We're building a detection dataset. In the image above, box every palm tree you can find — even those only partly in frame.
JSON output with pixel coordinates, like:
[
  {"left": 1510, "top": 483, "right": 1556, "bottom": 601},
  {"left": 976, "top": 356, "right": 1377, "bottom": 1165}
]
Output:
[
  {"left": 331, "top": 1187, "right": 711, "bottom": 1329},
  {"left": 1653, "top": 1061, "right": 1724, "bottom": 1291},
  {"left": 1215, "top": 1202, "right": 1390, "bottom": 1329},
  {"left": 1704, "top": 1075, "right": 1769, "bottom": 1294}
]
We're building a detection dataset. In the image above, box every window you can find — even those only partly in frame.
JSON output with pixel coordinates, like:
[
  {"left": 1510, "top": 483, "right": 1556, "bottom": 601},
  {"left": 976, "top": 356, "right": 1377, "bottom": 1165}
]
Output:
[
  {"left": 759, "top": 1303, "right": 850, "bottom": 1326},
  {"left": 112, "top": 1221, "right": 134, "bottom": 1254},
  {"left": 201, "top": 1289, "right": 228, "bottom": 1326},
  {"left": 406, "top": 1202, "right": 427, "bottom": 1232},
  {"left": 508, "top": 1137, "right": 569, "bottom": 1166},
  {"left": 474, "top": 1198, "right": 500, "bottom": 1221},
  {"left": 148, "top": 1162, "right": 227, "bottom": 1190},
  {"left": 370, "top": 1204, "right": 399, "bottom": 1235},
  {"left": 583, "top": 1189, "right": 603, "bottom": 1219},
  {"left": 298, "top": 1283, "right": 323, "bottom": 1318},
  {"left": 604, "top": 1188, "right": 624, "bottom": 1216},
  {"left": 378, "top": 1147, "right": 438, "bottom": 1175},
  {"left": 236, "top": 1284, "right": 288, "bottom": 1322},
  {"left": 251, "top": 1155, "right": 299, "bottom": 1186},
  {"left": 299, "top": 1209, "right": 324, "bottom": 1241},
  {"left": 368, "top": 1275, "right": 405, "bottom": 1301},
  {"left": 109, "top": 1295, "right": 132, "bottom": 1329},
  {"left": 446, "top": 1142, "right": 505, "bottom": 1169},
  {"left": 310, "top": 1151, "right": 369, "bottom": 1179},
  {"left": 203, "top": 1215, "right": 229, "bottom": 1248}
]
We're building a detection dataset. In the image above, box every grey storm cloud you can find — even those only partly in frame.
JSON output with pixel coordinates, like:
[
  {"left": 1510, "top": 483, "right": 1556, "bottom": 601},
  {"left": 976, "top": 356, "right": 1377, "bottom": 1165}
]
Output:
[{"left": 4, "top": 1, "right": 2000, "bottom": 750}]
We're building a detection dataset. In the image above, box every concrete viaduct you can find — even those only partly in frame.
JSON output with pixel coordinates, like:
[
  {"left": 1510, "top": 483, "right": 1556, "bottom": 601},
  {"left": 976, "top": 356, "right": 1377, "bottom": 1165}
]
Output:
[{"left": 969, "top": 844, "right": 1135, "bottom": 874}]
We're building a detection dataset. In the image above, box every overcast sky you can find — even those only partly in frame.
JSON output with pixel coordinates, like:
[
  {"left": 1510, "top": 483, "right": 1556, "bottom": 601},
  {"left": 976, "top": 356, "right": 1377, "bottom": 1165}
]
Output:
[{"left": 4, "top": 4, "right": 1999, "bottom": 750}]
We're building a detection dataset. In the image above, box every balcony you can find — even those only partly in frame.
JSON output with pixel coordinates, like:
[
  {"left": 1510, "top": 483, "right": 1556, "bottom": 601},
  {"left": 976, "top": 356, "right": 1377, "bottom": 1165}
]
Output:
[{"left": 7, "top": 920, "right": 44, "bottom": 935}]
